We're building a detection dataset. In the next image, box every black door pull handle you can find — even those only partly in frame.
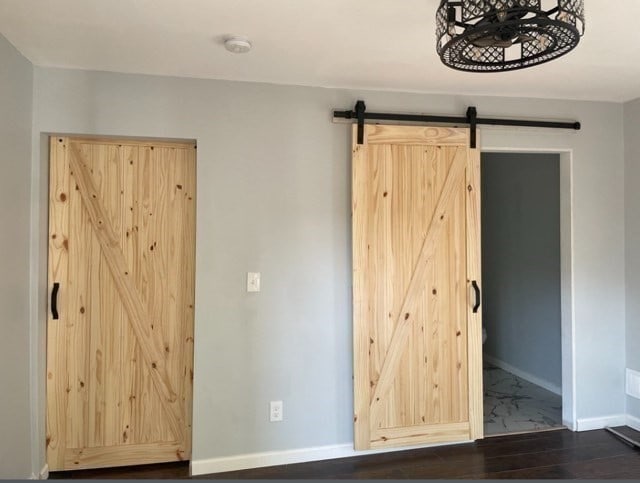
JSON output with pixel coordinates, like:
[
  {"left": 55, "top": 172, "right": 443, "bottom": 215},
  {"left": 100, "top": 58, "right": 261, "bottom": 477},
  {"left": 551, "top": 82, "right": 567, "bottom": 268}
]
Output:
[
  {"left": 51, "top": 282, "right": 60, "bottom": 320},
  {"left": 472, "top": 280, "right": 481, "bottom": 313}
]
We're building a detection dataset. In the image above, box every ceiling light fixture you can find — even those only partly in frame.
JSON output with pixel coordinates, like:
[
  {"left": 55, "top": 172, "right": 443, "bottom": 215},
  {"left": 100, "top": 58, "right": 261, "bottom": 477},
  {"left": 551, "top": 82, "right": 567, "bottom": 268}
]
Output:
[
  {"left": 224, "top": 36, "right": 252, "bottom": 54},
  {"left": 436, "top": 0, "right": 585, "bottom": 72}
]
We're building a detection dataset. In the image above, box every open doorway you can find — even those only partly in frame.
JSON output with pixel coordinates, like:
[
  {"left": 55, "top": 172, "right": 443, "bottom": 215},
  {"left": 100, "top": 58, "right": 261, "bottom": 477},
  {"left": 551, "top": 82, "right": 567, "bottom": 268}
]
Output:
[{"left": 480, "top": 152, "right": 563, "bottom": 436}]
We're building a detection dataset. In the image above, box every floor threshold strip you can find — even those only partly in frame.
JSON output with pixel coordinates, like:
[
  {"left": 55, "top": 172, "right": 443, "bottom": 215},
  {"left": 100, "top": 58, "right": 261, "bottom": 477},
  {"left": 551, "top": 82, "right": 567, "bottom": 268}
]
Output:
[{"left": 605, "top": 426, "right": 640, "bottom": 449}]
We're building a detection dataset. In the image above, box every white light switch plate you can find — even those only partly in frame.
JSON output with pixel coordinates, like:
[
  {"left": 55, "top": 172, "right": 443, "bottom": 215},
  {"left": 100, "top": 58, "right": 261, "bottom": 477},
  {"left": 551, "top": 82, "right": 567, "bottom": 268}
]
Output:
[{"left": 247, "top": 272, "right": 261, "bottom": 292}]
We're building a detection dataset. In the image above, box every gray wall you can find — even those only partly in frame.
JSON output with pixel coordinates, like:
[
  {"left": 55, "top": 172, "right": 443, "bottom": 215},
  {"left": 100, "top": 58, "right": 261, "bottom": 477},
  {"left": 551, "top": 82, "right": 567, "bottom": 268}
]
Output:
[
  {"left": 30, "top": 67, "right": 626, "bottom": 465},
  {"left": 0, "top": 34, "right": 33, "bottom": 478},
  {"left": 624, "top": 98, "right": 640, "bottom": 420},
  {"left": 481, "top": 153, "right": 561, "bottom": 390}
]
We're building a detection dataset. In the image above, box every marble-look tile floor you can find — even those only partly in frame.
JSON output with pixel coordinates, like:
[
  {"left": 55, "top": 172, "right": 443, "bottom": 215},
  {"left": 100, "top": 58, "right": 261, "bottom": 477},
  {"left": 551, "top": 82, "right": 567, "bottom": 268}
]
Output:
[{"left": 484, "top": 361, "right": 563, "bottom": 436}]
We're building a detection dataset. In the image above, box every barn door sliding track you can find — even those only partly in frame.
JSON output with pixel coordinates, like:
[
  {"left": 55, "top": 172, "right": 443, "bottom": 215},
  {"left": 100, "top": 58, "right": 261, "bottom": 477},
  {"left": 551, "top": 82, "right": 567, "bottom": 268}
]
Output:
[{"left": 333, "top": 100, "right": 581, "bottom": 148}]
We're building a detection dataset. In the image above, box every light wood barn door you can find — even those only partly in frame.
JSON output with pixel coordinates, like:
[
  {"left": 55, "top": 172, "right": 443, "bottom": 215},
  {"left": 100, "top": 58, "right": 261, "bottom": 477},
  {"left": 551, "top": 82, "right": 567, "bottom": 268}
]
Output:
[
  {"left": 46, "top": 137, "right": 196, "bottom": 470},
  {"left": 352, "top": 125, "right": 482, "bottom": 450}
]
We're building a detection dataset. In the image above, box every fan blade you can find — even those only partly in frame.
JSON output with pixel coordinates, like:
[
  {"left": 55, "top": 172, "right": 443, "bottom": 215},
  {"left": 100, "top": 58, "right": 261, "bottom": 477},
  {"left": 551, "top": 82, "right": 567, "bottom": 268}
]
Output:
[
  {"left": 472, "top": 36, "right": 499, "bottom": 47},
  {"left": 513, "top": 34, "right": 536, "bottom": 44},
  {"left": 471, "top": 34, "right": 515, "bottom": 48},
  {"left": 494, "top": 39, "right": 515, "bottom": 48}
]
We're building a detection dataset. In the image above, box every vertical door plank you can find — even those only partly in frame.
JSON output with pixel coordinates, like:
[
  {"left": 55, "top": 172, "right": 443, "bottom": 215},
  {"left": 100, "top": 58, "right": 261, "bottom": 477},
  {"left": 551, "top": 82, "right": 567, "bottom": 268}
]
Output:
[
  {"left": 352, "top": 130, "right": 372, "bottom": 450},
  {"left": 393, "top": 146, "right": 416, "bottom": 429},
  {"left": 131, "top": 145, "right": 154, "bottom": 444},
  {"left": 86, "top": 148, "right": 105, "bottom": 449},
  {"left": 466, "top": 147, "right": 483, "bottom": 440},
  {"left": 143, "top": 145, "right": 175, "bottom": 444},
  {"left": 451, "top": 179, "right": 469, "bottom": 423},
  {"left": 101, "top": 144, "right": 125, "bottom": 448},
  {"left": 184, "top": 147, "right": 196, "bottom": 455},
  {"left": 65, "top": 142, "right": 92, "bottom": 451},
  {"left": 170, "top": 146, "right": 196, "bottom": 455},
  {"left": 423, "top": 146, "right": 445, "bottom": 426},
  {"left": 46, "top": 137, "right": 71, "bottom": 470},
  {"left": 118, "top": 144, "right": 137, "bottom": 446},
  {"left": 369, "top": 143, "right": 394, "bottom": 432}
]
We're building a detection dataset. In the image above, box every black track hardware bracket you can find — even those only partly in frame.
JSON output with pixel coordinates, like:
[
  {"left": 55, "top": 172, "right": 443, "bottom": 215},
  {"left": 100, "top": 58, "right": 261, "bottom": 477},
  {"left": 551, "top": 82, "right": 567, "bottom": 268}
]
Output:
[
  {"left": 355, "top": 100, "right": 366, "bottom": 145},
  {"left": 334, "top": 100, "right": 581, "bottom": 148},
  {"left": 466, "top": 106, "right": 478, "bottom": 148}
]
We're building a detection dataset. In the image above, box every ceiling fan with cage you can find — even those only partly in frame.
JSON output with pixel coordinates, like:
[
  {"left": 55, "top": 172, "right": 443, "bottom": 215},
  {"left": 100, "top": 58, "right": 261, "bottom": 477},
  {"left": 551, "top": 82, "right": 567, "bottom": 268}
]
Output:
[{"left": 436, "top": 0, "right": 585, "bottom": 72}]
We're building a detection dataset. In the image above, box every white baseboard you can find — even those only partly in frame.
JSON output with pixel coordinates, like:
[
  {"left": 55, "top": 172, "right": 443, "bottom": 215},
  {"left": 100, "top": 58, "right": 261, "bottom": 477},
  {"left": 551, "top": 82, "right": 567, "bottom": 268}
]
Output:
[
  {"left": 191, "top": 439, "right": 471, "bottom": 476},
  {"left": 28, "top": 463, "right": 48, "bottom": 480},
  {"left": 562, "top": 419, "right": 576, "bottom": 431},
  {"left": 483, "top": 354, "right": 562, "bottom": 395},
  {"left": 576, "top": 414, "right": 627, "bottom": 431},
  {"left": 31, "top": 463, "right": 48, "bottom": 480},
  {"left": 627, "top": 414, "right": 640, "bottom": 432}
]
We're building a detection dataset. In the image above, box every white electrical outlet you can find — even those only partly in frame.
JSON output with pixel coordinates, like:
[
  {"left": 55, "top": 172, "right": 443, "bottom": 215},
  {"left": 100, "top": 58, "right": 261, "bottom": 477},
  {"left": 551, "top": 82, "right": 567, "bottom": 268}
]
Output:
[
  {"left": 627, "top": 368, "right": 640, "bottom": 399},
  {"left": 270, "top": 400, "right": 283, "bottom": 422},
  {"left": 247, "top": 272, "right": 261, "bottom": 292}
]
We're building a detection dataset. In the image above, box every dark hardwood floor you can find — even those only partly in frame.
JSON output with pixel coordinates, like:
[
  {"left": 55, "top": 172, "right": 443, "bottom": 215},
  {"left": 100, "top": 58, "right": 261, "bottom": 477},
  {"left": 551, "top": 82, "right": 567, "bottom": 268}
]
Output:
[{"left": 50, "top": 426, "right": 640, "bottom": 479}]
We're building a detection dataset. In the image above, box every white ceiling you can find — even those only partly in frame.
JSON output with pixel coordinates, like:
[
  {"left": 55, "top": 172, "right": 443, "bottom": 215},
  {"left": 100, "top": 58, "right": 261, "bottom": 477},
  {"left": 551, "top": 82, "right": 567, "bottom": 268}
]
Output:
[{"left": 0, "top": 0, "right": 638, "bottom": 102}]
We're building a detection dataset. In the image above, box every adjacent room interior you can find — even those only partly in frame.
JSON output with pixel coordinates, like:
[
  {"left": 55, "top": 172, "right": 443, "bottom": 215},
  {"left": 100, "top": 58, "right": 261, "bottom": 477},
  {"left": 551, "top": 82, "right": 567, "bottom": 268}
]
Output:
[{"left": 481, "top": 152, "right": 563, "bottom": 436}]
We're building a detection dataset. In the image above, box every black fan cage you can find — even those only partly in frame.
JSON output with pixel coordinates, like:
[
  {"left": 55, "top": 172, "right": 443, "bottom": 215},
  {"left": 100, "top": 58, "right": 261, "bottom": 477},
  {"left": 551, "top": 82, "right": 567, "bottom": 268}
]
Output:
[{"left": 436, "top": 0, "right": 585, "bottom": 72}]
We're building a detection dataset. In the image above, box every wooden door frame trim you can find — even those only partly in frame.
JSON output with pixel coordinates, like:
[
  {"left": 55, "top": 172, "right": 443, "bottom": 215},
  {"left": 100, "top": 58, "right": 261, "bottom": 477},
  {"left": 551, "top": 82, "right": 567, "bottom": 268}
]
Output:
[{"left": 480, "top": 146, "right": 576, "bottom": 431}]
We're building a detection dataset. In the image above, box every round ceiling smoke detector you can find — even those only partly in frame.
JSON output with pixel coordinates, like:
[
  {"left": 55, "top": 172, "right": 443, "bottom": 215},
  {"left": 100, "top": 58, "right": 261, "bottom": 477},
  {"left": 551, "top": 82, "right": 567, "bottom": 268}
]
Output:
[{"left": 224, "top": 37, "right": 252, "bottom": 54}]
